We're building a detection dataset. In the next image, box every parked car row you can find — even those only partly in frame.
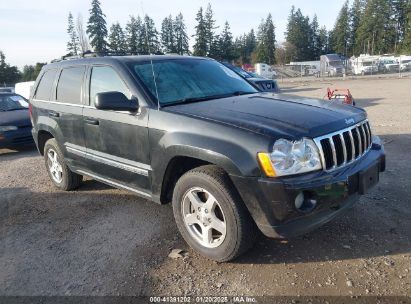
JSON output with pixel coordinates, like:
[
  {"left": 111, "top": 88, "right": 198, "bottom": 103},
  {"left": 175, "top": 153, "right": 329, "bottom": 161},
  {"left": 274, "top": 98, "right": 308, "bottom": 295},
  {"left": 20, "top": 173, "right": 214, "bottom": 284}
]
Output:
[
  {"left": 350, "top": 54, "right": 411, "bottom": 75},
  {"left": 0, "top": 92, "right": 33, "bottom": 149}
]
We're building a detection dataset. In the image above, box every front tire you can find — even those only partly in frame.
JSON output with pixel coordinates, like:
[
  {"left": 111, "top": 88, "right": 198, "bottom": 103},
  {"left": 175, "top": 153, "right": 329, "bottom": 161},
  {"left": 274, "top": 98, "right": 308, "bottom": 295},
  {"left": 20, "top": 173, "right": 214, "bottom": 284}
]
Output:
[
  {"left": 44, "top": 138, "right": 82, "bottom": 191},
  {"left": 172, "top": 165, "right": 256, "bottom": 262}
]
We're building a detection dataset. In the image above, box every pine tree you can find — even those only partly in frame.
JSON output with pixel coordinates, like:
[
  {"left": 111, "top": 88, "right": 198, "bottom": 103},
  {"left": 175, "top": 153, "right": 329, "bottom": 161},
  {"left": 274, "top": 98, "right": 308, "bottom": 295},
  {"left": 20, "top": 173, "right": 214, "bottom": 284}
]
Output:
[
  {"left": 234, "top": 35, "right": 245, "bottom": 63},
  {"left": 193, "top": 7, "right": 208, "bottom": 56},
  {"left": 108, "top": 22, "right": 127, "bottom": 54},
  {"left": 318, "top": 26, "right": 330, "bottom": 55},
  {"left": 285, "top": 7, "right": 312, "bottom": 61},
  {"left": 204, "top": 3, "right": 216, "bottom": 55},
  {"left": 393, "top": 0, "right": 410, "bottom": 52},
  {"left": 0, "top": 51, "right": 21, "bottom": 84},
  {"left": 141, "top": 15, "right": 160, "bottom": 54},
  {"left": 174, "top": 13, "right": 189, "bottom": 55},
  {"left": 403, "top": 1, "right": 411, "bottom": 52},
  {"left": 355, "top": 0, "right": 396, "bottom": 55},
  {"left": 350, "top": 0, "right": 365, "bottom": 55},
  {"left": 330, "top": 0, "right": 350, "bottom": 56},
  {"left": 255, "top": 14, "right": 276, "bottom": 64},
  {"left": 126, "top": 16, "right": 143, "bottom": 54},
  {"left": 161, "top": 15, "right": 176, "bottom": 53},
  {"left": 245, "top": 29, "right": 257, "bottom": 59},
  {"left": 86, "top": 0, "right": 108, "bottom": 52},
  {"left": 235, "top": 29, "right": 257, "bottom": 64},
  {"left": 209, "top": 35, "right": 222, "bottom": 60},
  {"left": 310, "top": 15, "right": 320, "bottom": 59},
  {"left": 67, "top": 12, "right": 80, "bottom": 55},
  {"left": 219, "top": 21, "right": 235, "bottom": 61}
]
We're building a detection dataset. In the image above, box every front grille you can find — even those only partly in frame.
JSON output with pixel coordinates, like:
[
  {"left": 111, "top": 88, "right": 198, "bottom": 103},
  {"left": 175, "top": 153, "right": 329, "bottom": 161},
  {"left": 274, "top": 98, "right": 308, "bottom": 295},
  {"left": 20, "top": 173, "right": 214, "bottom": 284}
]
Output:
[{"left": 314, "top": 120, "right": 372, "bottom": 171}]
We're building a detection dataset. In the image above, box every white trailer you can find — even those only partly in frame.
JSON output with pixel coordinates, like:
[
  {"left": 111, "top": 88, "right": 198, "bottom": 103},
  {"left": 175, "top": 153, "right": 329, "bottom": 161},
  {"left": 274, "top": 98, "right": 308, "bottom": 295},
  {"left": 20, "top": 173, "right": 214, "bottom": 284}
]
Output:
[
  {"left": 15, "top": 81, "right": 35, "bottom": 100},
  {"left": 397, "top": 55, "right": 411, "bottom": 71},
  {"left": 288, "top": 61, "right": 320, "bottom": 76},
  {"left": 351, "top": 54, "right": 379, "bottom": 75},
  {"left": 255, "top": 63, "right": 277, "bottom": 79}
]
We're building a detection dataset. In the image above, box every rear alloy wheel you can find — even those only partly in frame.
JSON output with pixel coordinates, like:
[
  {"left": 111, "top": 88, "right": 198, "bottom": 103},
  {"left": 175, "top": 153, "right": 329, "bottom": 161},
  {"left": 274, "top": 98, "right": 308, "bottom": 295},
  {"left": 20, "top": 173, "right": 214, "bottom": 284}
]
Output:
[
  {"left": 44, "top": 138, "right": 82, "bottom": 191},
  {"left": 47, "top": 148, "right": 63, "bottom": 184},
  {"left": 172, "top": 165, "right": 256, "bottom": 262}
]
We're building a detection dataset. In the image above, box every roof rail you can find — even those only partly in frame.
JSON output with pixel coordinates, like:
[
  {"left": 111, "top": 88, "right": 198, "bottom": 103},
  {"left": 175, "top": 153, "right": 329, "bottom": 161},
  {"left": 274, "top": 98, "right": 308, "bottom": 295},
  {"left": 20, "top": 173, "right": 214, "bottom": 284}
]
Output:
[{"left": 50, "top": 50, "right": 156, "bottom": 63}]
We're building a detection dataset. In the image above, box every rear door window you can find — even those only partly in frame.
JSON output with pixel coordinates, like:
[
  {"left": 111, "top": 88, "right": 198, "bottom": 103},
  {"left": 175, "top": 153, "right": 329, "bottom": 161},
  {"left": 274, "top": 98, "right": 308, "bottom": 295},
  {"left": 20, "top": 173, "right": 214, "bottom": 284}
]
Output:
[
  {"left": 35, "top": 69, "right": 58, "bottom": 100},
  {"left": 56, "top": 66, "right": 86, "bottom": 104},
  {"left": 89, "top": 66, "right": 130, "bottom": 105}
]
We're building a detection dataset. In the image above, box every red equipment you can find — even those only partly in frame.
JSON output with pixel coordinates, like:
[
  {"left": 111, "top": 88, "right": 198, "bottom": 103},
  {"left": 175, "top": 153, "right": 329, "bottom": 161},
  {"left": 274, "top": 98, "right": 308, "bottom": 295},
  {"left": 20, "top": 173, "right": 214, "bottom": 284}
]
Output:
[{"left": 326, "top": 88, "right": 355, "bottom": 106}]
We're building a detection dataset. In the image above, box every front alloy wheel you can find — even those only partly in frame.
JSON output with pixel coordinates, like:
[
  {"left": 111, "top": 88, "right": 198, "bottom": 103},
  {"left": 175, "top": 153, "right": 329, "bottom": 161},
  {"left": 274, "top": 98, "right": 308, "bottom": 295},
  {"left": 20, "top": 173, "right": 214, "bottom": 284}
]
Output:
[
  {"left": 172, "top": 165, "right": 256, "bottom": 262},
  {"left": 182, "top": 187, "right": 227, "bottom": 248}
]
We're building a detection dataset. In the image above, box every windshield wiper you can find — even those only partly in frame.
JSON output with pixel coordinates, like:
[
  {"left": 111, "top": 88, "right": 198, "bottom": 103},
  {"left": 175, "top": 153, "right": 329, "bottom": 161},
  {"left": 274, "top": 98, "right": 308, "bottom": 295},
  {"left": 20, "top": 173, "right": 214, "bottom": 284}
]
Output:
[
  {"left": 162, "top": 91, "right": 256, "bottom": 107},
  {"left": 6, "top": 108, "right": 25, "bottom": 111},
  {"left": 230, "top": 91, "right": 255, "bottom": 96}
]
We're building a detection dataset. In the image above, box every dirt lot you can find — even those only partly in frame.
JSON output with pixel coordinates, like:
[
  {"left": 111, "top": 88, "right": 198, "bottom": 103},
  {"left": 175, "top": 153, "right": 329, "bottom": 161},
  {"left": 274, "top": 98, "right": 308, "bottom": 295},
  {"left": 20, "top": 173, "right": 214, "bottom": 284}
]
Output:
[{"left": 0, "top": 76, "right": 410, "bottom": 299}]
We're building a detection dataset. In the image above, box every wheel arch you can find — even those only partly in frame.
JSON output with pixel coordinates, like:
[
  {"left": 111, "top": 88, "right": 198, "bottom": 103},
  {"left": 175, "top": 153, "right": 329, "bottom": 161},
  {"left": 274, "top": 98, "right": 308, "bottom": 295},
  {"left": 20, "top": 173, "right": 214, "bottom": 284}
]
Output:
[
  {"left": 37, "top": 129, "right": 55, "bottom": 155},
  {"left": 157, "top": 148, "right": 243, "bottom": 205}
]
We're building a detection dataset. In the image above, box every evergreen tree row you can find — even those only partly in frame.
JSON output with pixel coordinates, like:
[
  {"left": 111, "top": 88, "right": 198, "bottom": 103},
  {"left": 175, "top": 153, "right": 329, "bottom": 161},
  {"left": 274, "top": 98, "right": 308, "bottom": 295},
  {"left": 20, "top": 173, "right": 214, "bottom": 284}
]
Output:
[
  {"left": 66, "top": 0, "right": 411, "bottom": 65},
  {"left": 67, "top": 0, "right": 189, "bottom": 56},
  {"left": 330, "top": 0, "right": 411, "bottom": 56}
]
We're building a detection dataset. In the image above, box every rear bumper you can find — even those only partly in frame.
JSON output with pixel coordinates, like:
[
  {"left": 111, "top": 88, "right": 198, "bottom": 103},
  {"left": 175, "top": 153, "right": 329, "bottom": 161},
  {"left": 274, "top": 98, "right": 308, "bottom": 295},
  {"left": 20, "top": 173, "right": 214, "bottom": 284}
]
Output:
[
  {"left": 230, "top": 136, "right": 385, "bottom": 239},
  {"left": 0, "top": 128, "right": 34, "bottom": 149}
]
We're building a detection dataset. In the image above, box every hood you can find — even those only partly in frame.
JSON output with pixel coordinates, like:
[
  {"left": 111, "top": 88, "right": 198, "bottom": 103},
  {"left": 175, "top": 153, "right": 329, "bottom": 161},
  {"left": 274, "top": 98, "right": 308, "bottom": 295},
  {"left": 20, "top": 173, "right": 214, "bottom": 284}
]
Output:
[
  {"left": 0, "top": 109, "right": 31, "bottom": 127},
  {"left": 164, "top": 93, "right": 367, "bottom": 139}
]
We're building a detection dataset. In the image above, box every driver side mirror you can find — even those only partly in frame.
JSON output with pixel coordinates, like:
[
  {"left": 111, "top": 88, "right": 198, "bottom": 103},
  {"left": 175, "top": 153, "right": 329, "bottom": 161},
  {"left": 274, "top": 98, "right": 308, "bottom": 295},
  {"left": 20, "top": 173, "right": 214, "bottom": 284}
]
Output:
[{"left": 94, "top": 92, "right": 138, "bottom": 112}]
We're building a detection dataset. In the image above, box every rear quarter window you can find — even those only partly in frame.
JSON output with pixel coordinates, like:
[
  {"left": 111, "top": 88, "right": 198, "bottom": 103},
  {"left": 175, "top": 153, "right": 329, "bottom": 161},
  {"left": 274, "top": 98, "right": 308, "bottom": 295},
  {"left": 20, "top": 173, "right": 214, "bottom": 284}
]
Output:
[
  {"left": 56, "top": 66, "right": 86, "bottom": 104},
  {"left": 34, "top": 69, "right": 58, "bottom": 101}
]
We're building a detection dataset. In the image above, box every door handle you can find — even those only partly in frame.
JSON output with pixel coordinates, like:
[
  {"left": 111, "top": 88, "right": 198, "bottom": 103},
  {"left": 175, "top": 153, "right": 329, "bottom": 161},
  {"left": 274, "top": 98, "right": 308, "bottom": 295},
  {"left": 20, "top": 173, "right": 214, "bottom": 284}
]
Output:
[
  {"left": 48, "top": 111, "right": 60, "bottom": 118},
  {"left": 84, "top": 117, "right": 99, "bottom": 125}
]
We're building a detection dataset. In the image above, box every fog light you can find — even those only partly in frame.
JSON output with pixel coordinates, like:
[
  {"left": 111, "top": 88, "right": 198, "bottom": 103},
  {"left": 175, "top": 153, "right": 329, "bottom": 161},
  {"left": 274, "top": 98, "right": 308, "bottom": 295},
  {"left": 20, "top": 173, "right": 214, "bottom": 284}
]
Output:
[
  {"left": 294, "top": 191, "right": 317, "bottom": 213},
  {"left": 295, "top": 192, "right": 304, "bottom": 209}
]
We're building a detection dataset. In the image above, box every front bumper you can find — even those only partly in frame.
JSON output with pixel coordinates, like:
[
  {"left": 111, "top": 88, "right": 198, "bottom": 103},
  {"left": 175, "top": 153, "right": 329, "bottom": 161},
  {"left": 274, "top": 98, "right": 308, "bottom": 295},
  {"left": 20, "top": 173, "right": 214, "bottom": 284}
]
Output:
[
  {"left": 231, "top": 136, "right": 385, "bottom": 238},
  {"left": 0, "top": 127, "right": 34, "bottom": 149}
]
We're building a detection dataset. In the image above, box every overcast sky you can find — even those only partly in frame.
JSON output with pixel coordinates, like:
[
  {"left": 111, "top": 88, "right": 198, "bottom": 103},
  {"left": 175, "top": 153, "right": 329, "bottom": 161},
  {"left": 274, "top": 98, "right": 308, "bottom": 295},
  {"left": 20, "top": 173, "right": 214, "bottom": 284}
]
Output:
[{"left": 0, "top": 0, "right": 346, "bottom": 68}]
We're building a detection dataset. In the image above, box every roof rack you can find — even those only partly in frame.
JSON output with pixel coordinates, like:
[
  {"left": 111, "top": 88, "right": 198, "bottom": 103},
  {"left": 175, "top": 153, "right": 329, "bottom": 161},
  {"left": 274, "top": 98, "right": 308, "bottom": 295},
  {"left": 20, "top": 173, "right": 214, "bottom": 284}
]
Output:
[
  {"left": 50, "top": 51, "right": 141, "bottom": 63},
  {"left": 50, "top": 50, "right": 174, "bottom": 63}
]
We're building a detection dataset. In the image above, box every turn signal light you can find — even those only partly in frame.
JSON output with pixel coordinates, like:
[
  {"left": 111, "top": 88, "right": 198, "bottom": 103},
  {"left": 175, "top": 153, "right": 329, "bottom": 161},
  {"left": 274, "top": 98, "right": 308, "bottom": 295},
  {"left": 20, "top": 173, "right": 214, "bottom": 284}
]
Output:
[{"left": 257, "top": 153, "right": 276, "bottom": 177}]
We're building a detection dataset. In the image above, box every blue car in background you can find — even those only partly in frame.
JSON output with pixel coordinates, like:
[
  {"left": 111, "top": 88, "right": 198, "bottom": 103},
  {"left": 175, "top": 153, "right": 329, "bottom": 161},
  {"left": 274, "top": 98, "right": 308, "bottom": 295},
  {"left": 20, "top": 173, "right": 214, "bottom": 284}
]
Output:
[
  {"left": 221, "top": 62, "right": 280, "bottom": 93},
  {"left": 0, "top": 93, "right": 34, "bottom": 149}
]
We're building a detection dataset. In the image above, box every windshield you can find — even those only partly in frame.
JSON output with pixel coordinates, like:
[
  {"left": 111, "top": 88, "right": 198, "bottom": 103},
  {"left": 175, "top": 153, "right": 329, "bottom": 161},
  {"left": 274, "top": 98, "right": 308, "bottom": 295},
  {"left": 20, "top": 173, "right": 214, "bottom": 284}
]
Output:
[
  {"left": 402, "top": 60, "right": 411, "bottom": 64},
  {"left": 229, "top": 65, "right": 253, "bottom": 79},
  {"left": 329, "top": 61, "right": 343, "bottom": 67},
  {"left": 0, "top": 95, "right": 28, "bottom": 111},
  {"left": 130, "top": 59, "right": 258, "bottom": 106}
]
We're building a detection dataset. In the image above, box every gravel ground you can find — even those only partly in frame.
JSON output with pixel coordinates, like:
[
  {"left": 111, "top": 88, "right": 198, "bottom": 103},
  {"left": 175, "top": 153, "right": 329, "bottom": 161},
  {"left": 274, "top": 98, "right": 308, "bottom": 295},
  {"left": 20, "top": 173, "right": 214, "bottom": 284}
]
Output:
[{"left": 0, "top": 76, "right": 410, "bottom": 298}]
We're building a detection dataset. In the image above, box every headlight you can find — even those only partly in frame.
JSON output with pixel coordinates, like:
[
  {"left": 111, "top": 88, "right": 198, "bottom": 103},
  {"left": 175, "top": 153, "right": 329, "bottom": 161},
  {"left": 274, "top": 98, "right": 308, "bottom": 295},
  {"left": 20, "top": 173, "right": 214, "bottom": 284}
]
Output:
[
  {"left": 258, "top": 138, "right": 322, "bottom": 177},
  {"left": 0, "top": 126, "right": 18, "bottom": 132}
]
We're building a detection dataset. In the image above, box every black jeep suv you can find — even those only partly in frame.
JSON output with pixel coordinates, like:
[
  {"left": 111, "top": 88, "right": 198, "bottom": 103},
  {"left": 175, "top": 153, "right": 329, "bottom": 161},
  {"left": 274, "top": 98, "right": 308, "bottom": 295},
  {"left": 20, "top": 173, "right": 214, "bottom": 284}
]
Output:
[{"left": 30, "top": 55, "right": 385, "bottom": 262}]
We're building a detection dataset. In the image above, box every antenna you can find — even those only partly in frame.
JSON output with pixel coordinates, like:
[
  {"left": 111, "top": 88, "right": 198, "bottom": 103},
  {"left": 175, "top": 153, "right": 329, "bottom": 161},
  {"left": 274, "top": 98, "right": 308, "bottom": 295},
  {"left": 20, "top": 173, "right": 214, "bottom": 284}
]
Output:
[{"left": 141, "top": 2, "right": 160, "bottom": 110}]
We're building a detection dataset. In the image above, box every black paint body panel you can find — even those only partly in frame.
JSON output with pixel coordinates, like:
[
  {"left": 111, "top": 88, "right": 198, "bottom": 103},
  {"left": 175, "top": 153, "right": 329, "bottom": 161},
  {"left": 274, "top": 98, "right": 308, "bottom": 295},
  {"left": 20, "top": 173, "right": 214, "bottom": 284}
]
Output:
[{"left": 30, "top": 55, "right": 384, "bottom": 238}]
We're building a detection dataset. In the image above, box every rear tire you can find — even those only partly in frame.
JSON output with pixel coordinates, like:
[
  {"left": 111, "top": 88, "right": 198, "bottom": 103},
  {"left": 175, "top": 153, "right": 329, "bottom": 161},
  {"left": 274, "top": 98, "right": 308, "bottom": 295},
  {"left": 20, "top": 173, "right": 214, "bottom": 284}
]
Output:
[
  {"left": 172, "top": 165, "right": 256, "bottom": 262},
  {"left": 44, "top": 138, "right": 82, "bottom": 191}
]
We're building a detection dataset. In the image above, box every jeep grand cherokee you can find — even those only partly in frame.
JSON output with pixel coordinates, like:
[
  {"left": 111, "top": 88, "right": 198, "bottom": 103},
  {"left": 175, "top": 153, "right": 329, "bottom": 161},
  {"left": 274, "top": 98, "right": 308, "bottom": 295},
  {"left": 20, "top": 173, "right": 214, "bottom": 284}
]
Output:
[{"left": 30, "top": 55, "right": 385, "bottom": 262}]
